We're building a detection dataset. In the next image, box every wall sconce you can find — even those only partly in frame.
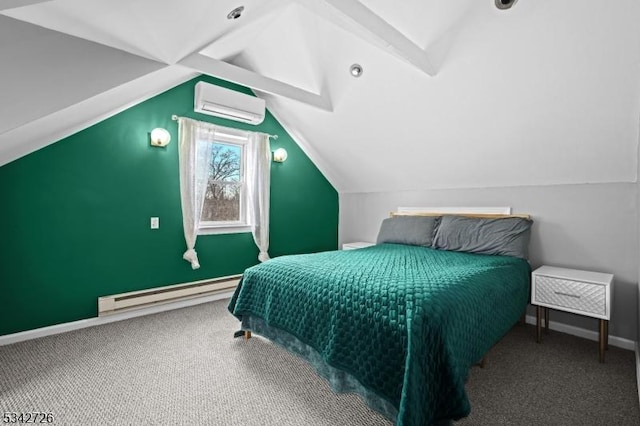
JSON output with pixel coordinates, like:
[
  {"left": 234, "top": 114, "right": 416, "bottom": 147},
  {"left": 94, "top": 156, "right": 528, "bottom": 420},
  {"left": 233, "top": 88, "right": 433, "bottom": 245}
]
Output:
[
  {"left": 150, "top": 128, "right": 171, "bottom": 147},
  {"left": 273, "top": 148, "right": 288, "bottom": 163}
]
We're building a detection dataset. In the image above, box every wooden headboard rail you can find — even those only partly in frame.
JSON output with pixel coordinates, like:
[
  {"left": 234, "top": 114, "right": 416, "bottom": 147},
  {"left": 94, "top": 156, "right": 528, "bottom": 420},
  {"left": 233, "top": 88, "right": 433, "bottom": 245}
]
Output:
[{"left": 390, "top": 212, "right": 531, "bottom": 220}]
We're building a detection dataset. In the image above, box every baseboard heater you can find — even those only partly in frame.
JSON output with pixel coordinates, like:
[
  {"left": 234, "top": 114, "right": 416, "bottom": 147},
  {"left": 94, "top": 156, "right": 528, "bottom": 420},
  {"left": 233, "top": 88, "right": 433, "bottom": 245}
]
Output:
[{"left": 98, "top": 275, "right": 241, "bottom": 316}]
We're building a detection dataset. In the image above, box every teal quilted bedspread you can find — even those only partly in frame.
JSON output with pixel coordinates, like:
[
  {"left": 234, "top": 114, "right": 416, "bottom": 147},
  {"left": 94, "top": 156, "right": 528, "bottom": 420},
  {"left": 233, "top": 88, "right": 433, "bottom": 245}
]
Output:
[{"left": 228, "top": 244, "right": 530, "bottom": 425}]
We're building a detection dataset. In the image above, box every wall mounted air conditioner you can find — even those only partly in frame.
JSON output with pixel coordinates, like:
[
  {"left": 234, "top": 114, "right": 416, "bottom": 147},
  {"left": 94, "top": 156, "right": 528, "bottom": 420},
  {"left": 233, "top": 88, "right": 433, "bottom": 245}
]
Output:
[{"left": 194, "top": 81, "right": 265, "bottom": 125}]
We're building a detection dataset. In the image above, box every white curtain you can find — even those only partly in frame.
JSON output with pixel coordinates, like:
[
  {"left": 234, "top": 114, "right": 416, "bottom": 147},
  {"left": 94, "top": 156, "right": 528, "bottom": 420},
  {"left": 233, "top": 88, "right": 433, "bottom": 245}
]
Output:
[
  {"left": 246, "top": 133, "right": 271, "bottom": 262},
  {"left": 177, "top": 118, "right": 215, "bottom": 270}
]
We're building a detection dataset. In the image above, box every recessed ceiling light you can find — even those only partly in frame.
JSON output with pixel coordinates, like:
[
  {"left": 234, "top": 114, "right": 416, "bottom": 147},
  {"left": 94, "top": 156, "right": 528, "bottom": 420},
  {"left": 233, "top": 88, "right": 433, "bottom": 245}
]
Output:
[
  {"left": 227, "top": 6, "right": 244, "bottom": 20},
  {"left": 350, "top": 64, "right": 363, "bottom": 78},
  {"left": 495, "top": 0, "right": 517, "bottom": 10}
]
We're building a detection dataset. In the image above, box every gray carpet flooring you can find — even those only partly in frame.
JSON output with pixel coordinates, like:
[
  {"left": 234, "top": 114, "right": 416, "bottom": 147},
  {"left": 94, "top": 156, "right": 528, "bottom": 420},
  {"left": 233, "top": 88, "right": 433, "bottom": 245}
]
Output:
[{"left": 0, "top": 299, "right": 638, "bottom": 425}]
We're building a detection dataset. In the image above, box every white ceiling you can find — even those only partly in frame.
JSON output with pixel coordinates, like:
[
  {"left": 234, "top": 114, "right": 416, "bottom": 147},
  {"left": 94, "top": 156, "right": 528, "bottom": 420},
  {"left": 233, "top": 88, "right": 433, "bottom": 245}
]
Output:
[{"left": 1, "top": 0, "right": 639, "bottom": 193}]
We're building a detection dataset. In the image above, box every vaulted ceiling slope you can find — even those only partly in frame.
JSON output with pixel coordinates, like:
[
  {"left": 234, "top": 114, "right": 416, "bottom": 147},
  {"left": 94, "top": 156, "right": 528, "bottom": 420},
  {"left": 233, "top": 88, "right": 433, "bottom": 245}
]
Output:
[{"left": 1, "top": 0, "right": 639, "bottom": 193}]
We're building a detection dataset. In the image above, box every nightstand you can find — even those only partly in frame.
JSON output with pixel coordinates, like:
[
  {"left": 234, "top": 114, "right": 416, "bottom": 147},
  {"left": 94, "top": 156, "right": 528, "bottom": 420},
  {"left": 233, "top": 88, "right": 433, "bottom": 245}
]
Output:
[
  {"left": 342, "top": 242, "right": 375, "bottom": 250},
  {"left": 531, "top": 265, "right": 613, "bottom": 363}
]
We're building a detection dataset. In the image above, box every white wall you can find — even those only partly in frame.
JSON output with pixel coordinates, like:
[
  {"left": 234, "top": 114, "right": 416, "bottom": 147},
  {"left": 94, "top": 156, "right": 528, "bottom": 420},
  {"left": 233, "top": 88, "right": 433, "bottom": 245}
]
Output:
[
  {"left": 247, "top": 1, "right": 640, "bottom": 194},
  {"left": 0, "top": 16, "right": 163, "bottom": 135},
  {"left": 340, "top": 182, "right": 638, "bottom": 341},
  {"left": 637, "top": 138, "right": 640, "bottom": 345}
]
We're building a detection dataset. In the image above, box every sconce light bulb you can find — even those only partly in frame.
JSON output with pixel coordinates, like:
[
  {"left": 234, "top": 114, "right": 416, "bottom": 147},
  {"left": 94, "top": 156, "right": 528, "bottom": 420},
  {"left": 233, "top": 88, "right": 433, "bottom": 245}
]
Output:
[
  {"left": 150, "top": 128, "right": 171, "bottom": 147},
  {"left": 273, "top": 148, "right": 288, "bottom": 163}
]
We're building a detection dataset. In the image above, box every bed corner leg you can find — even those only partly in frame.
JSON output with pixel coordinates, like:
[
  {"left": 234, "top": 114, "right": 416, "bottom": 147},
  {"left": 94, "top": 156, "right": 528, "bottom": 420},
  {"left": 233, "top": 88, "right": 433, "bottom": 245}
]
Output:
[
  {"left": 244, "top": 331, "right": 252, "bottom": 340},
  {"left": 479, "top": 357, "right": 487, "bottom": 369}
]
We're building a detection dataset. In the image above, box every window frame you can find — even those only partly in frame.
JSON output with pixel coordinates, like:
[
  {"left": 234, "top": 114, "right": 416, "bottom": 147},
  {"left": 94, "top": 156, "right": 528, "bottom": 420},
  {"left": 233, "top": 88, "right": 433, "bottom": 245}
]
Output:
[{"left": 198, "top": 132, "right": 251, "bottom": 235}]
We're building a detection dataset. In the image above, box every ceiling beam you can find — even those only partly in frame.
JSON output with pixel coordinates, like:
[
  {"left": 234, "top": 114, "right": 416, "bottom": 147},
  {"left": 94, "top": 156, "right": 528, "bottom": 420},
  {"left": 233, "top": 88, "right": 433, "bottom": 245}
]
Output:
[
  {"left": 179, "top": 53, "right": 333, "bottom": 112},
  {"left": 0, "top": 0, "right": 53, "bottom": 11},
  {"left": 298, "top": 0, "right": 435, "bottom": 76}
]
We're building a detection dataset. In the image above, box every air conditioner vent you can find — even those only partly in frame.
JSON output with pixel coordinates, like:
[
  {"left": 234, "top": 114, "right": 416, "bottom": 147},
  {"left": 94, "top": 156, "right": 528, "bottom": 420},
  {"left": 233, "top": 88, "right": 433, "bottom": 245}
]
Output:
[{"left": 194, "top": 82, "right": 265, "bottom": 125}]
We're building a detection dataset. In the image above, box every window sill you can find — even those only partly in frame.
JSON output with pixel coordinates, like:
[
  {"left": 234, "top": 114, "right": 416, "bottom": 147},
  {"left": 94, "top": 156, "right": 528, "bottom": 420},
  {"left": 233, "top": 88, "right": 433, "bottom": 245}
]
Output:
[{"left": 198, "top": 225, "right": 252, "bottom": 235}]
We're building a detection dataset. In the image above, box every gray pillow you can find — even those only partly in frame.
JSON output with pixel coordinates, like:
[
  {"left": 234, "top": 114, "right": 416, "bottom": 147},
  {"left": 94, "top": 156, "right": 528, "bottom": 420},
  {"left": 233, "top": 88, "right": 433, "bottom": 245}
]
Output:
[
  {"left": 432, "top": 215, "right": 533, "bottom": 259},
  {"left": 376, "top": 216, "right": 440, "bottom": 247}
]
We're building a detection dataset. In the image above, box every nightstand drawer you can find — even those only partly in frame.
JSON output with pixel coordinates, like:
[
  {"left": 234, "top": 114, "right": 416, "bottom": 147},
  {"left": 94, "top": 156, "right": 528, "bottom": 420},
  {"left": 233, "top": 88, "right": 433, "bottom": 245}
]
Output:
[
  {"left": 531, "top": 265, "right": 613, "bottom": 362},
  {"left": 534, "top": 275, "right": 606, "bottom": 316}
]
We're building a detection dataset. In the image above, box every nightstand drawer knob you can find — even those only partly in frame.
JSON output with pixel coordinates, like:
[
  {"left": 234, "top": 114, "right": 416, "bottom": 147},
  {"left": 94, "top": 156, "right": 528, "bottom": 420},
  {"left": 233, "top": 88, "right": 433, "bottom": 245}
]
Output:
[{"left": 554, "top": 291, "right": 581, "bottom": 299}]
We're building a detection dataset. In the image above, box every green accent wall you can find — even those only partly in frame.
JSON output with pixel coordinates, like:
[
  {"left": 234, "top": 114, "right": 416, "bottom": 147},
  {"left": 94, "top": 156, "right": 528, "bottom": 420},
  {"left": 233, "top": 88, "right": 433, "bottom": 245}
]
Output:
[{"left": 0, "top": 76, "right": 338, "bottom": 336}]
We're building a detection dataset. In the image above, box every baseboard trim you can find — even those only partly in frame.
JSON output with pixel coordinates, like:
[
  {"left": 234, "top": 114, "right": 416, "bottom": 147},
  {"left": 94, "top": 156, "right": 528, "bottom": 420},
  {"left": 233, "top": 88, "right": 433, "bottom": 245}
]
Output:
[
  {"left": 2, "top": 302, "right": 634, "bottom": 351},
  {"left": 0, "top": 291, "right": 234, "bottom": 346},
  {"left": 525, "top": 315, "right": 635, "bottom": 351}
]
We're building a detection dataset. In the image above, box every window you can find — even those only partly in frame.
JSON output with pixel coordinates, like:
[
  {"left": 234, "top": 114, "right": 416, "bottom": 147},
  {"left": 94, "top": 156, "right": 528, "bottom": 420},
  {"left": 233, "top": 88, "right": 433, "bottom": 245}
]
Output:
[
  {"left": 176, "top": 116, "right": 272, "bottom": 268},
  {"left": 199, "top": 134, "right": 250, "bottom": 234}
]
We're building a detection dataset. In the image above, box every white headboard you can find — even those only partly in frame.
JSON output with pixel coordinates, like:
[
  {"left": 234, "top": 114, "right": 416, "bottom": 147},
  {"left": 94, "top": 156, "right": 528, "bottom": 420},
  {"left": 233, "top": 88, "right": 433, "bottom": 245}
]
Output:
[{"left": 397, "top": 207, "right": 512, "bottom": 215}]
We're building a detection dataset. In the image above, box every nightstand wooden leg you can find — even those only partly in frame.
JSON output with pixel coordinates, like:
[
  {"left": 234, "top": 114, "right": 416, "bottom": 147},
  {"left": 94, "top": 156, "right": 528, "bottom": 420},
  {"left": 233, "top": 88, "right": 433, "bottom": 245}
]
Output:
[
  {"left": 536, "top": 306, "right": 542, "bottom": 343},
  {"left": 544, "top": 307, "right": 550, "bottom": 334},
  {"left": 605, "top": 321, "right": 609, "bottom": 350},
  {"left": 599, "top": 320, "right": 606, "bottom": 363}
]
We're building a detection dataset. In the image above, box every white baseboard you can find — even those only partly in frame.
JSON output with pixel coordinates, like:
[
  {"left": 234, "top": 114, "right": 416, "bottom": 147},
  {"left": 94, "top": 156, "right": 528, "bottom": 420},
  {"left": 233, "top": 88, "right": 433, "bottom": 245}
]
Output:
[
  {"left": 2, "top": 301, "right": 635, "bottom": 352},
  {"left": 0, "top": 291, "right": 234, "bottom": 346},
  {"left": 525, "top": 315, "right": 636, "bottom": 351}
]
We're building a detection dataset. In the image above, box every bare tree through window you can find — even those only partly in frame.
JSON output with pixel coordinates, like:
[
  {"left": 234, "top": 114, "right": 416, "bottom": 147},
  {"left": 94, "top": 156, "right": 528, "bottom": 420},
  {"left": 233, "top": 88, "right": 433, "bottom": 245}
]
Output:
[{"left": 202, "top": 142, "right": 243, "bottom": 223}]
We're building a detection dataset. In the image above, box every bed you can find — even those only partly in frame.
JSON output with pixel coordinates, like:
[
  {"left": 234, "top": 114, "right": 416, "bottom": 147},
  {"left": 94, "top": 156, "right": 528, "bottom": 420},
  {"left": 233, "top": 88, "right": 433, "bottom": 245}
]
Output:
[{"left": 228, "top": 211, "right": 532, "bottom": 425}]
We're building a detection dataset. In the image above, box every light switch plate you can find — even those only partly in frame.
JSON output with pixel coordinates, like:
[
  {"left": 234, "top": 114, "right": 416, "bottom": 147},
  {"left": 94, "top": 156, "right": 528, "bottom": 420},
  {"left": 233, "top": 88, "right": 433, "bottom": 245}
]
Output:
[{"left": 150, "top": 217, "right": 159, "bottom": 229}]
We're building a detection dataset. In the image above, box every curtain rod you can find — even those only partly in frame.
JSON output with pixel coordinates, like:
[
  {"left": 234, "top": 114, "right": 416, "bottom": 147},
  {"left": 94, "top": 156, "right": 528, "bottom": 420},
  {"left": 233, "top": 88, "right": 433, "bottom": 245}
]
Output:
[{"left": 171, "top": 115, "right": 278, "bottom": 140}]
